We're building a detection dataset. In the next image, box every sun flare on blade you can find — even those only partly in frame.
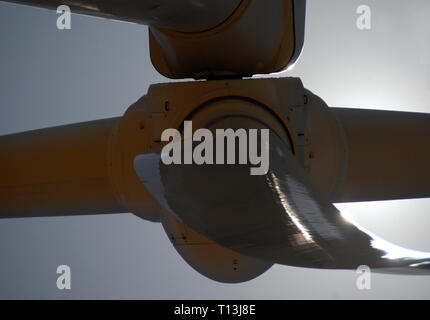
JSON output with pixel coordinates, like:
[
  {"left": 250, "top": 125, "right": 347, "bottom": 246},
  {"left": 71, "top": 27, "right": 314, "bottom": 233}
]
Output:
[
  {"left": 339, "top": 210, "right": 430, "bottom": 261},
  {"left": 267, "top": 172, "right": 314, "bottom": 243}
]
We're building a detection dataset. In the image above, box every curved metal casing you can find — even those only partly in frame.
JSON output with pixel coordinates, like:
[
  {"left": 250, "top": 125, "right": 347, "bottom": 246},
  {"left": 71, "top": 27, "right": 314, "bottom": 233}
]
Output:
[
  {"left": 161, "top": 210, "right": 273, "bottom": 283},
  {"left": 149, "top": 0, "right": 306, "bottom": 79},
  {"left": 114, "top": 77, "right": 343, "bottom": 222}
]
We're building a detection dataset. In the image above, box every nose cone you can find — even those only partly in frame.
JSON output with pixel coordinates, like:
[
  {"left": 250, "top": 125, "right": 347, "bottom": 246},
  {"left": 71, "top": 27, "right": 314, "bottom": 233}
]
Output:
[{"left": 134, "top": 123, "right": 329, "bottom": 266}]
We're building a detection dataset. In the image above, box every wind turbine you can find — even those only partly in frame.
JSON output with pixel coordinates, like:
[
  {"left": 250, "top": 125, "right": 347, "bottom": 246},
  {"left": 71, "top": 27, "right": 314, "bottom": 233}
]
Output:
[{"left": 1, "top": 0, "right": 430, "bottom": 283}]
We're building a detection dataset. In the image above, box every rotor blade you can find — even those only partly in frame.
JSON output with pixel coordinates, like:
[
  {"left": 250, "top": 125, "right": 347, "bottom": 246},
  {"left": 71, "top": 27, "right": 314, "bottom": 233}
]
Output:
[
  {"left": 134, "top": 129, "right": 430, "bottom": 274},
  {"left": 332, "top": 108, "right": 430, "bottom": 202},
  {"left": 0, "top": 118, "right": 127, "bottom": 218},
  {"left": 1, "top": 0, "right": 241, "bottom": 32}
]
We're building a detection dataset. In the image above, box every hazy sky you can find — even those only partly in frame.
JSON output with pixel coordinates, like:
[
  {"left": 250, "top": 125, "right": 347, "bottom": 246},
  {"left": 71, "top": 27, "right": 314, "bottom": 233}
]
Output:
[{"left": 0, "top": 0, "right": 430, "bottom": 299}]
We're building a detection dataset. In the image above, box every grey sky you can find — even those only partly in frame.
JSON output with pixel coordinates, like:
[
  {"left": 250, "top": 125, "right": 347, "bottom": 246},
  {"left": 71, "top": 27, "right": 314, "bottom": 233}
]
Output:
[{"left": 0, "top": 0, "right": 430, "bottom": 299}]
